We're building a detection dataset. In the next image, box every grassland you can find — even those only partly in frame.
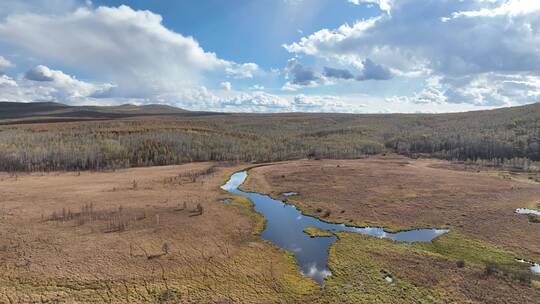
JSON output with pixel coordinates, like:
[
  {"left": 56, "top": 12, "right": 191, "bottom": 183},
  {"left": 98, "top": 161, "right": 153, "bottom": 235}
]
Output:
[
  {"left": 244, "top": 157, "right": 540, "bottom": 260},
  {"left": 311, "top": 231, "right": 540, "bottom": 303},
  {"left": 2, "top": 156, "right": 540, "bottom": 302},
  {"left": 244, "top": 157, "right": 540, "bottom": 302},
  {"left": 303, "top": 227, "right": 334, "bottom": 238},
  {"left": 0, "top": 163, "right": 322, "bottom": 303}
]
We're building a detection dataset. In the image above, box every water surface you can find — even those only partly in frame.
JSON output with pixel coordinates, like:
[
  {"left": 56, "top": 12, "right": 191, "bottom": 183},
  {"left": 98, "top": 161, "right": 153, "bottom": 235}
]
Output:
[
  {"left": 282, "top": 191, "right": 299, "bottom": 197},
  {"left": 222, "top": 171, "right": 448, "bottom": 285},
  {"left": 517, "top": 259, "right": 540, "bottom": 275},
  {"left": 515, "top": 208, "right": 540, "bottom": 216},
  {"left": 532, "top": 263, "right": 540, "bottom": 274}
]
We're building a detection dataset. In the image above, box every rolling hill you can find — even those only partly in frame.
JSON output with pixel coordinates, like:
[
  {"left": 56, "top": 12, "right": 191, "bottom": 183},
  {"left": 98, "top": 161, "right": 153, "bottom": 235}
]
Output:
[
  {"left": 0, "top": 101, "right": 217, "bottom": 123},
  {"left": 0, "top": 101, "right": 539, "bottom": 171}
]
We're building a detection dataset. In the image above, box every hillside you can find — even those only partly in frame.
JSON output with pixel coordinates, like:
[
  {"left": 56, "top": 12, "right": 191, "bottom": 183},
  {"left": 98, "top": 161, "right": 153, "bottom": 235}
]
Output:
[
  {"left": 0, "top": 101, "right": 198, "bottom": 122},
  {"left": 0, "top": 102, "right": 539, "bottom": 171}
]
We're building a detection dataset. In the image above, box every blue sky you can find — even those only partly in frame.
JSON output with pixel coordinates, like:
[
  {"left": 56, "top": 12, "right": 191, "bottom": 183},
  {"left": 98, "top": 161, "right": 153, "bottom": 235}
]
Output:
[
  {"left": 0, "top": 0, "right": 539, "bottom": 113},
  {"left": 88, "top": 0, "right": 379, "bottom": 68}
]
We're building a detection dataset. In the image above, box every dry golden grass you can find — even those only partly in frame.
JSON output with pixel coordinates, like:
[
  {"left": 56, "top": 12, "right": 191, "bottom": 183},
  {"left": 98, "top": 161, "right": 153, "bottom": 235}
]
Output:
[
  {"left": 2, "top": 157, "right": 540, "bottom": 303},
  {"left": 244, "top": 156, "right": 540, "bottom": 303},
  {"left": 0, "top": 163, "right": 318, "bottom": 303},
  {"left": 244, "top": 156, "right": 540, "bottom": 260}
]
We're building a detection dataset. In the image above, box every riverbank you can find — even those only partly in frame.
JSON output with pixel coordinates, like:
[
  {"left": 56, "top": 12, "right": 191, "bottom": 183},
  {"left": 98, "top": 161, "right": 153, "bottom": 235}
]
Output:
[
  {"left": 0, "top": 163, "right": 318, "bottom": 302},
  {"left": 243, "top": 156, "right": 540, "bottom": 260},
  {"left": 2, "top": 157, "right": 539, "bottom": 302},
  {"left": 243, "top": 157, "right": 540, "bottom": 302}
]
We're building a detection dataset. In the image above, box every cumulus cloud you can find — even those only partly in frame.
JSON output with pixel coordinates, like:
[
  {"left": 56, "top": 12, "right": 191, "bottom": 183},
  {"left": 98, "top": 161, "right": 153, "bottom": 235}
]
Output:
[
  {"left": 283, "top": 58, "right": 326, "bottom": 90},
  {"left": 286, "top": 0, "right": 540, "bottom": 106},
  {"left": 0, "top": 74, "right": 17, "bottom": 88},
  {"left": 0, "top": 5, "right": 257, "bottom": 101},
  {"left": 356, "top": 58, "right": 392, "bottom": 80},
  {"left": 226, "top": 62, "right": 259, "bottom": 78},
  {"left": 390, "top": 73, "right": 540, "bottom": 107},
  {"left": 2, "top": 65, "right": 114, "bottom": 104},
  {"left": 24, "top": 65, "right": 56, "bottom": 82},
  {"left": 161, "top": 89, "right": 363, "bottom": 113},
  {"left": 292, "top": 94, "right": 363, "bottom": 112},
  {"left": 221, "top": 91, "right": 291, "bottom": 112},
  {"left": 323, "top": 67, "right": 354, "bottom": 80},
  {"left": 445, "top": 0, "right": 540, "bottom": 20},
  {"left": 348, "top": 0, "right": 392, "bottom": 13},
  {"left": 220, "top": 81, "right": 232, "bottom": 91},
  {"left": 0, "top": 55, "right": 14, "bottom": 68},
  {"left": 323, "top": 59, "right": 392, "bottom": 82},
  {"left": 443, "top": 73, "right": 540, "bottom": 106}
]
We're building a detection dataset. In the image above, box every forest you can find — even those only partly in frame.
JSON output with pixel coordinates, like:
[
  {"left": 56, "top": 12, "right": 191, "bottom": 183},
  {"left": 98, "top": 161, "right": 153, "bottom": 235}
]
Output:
[{"left": 0, "top": 102, "right": 539, "bottom": 172}]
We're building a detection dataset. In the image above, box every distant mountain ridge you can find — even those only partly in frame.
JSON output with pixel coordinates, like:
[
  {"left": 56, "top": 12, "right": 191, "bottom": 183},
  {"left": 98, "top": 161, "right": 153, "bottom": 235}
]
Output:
[
  {"left": 0, "top": 101, "right": 206, "bottom": 122},
  {"left": 1, "top": 101, "right": 540, "bottom": 124}
]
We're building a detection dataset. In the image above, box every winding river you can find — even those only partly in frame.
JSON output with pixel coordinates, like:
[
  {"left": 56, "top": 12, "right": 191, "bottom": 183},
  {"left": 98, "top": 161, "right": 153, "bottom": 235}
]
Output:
[{"left": 221, "top": 170, "right": 449, "bottom": 285}]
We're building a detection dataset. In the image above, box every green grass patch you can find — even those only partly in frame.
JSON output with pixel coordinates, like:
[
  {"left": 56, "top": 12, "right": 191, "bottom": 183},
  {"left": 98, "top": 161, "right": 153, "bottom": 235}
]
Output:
[
  {"left": 228, "top": 195, "right": 266, "bottom": 235},
  {"left": 316, "top": 232, "right": 456, "bottom": 303},
  {"left": 528, "top": 214, "right": 540, "bottom": 223},
  {"left": 413, "top": 231, "right": 528, "bottom": 273},
  {"left": 303, "top": 226, "right": 334, "bottom": 238}
]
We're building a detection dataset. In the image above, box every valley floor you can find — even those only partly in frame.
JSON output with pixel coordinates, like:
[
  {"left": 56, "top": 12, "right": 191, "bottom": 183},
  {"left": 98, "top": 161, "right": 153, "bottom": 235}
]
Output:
[{"left": 1, "top": 157, "right": 539, "bottom": 303}]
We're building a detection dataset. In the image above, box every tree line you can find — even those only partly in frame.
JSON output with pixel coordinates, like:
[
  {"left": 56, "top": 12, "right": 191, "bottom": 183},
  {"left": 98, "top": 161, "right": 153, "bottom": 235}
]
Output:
[{"left": 1, "top": 103, "right": 539, "bottom": 172}]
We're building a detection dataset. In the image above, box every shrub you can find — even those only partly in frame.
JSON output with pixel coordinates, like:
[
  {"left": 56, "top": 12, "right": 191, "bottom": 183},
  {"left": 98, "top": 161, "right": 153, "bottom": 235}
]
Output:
[
  {"left": 162, "top": 243, "right": 170, "bottom": 255},
  {"left": 190, "top": 203, "right": 204, "bottom": 216},
  {"left": 157, "top": 289, "right": 181, "bottom": 303},
  {"left": 528, "top": 214, "right": 540, "bottom": 223},
  {"left": 514, "top": 272, "right": 532, "bottom": 285},
  {"left": 484, "top": 263, "right": 497, "bottom": 276}
]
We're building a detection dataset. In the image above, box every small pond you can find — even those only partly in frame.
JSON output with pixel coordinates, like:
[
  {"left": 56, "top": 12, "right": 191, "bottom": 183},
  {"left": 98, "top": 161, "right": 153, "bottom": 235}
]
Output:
[
  {"left": 221, "top": 171, "right": 449, "bottom": 286},
  {"left": 281, "top": 191, "right": 299, "bottom": 197},
  {"left": 532, "top": 263, "right": 540, "bottom": 274},
  {"left": 517, "top": 259, "right": 540, "bottom": 275},
  {"left": 515, "top": 208, "right": 540, "bottom": 216}
]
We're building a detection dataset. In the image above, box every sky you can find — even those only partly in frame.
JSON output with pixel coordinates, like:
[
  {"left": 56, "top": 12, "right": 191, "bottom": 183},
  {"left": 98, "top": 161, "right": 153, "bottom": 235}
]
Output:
[{"left": 0, "top": 0, "right": 539, "bottom": 113}]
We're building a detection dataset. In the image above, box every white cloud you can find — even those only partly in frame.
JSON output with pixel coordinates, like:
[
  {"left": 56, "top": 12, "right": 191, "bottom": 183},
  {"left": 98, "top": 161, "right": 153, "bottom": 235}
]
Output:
[
  {"left": 292, "top": 94, "right": 364, "bottom": 112},
  {"left": 0, "top": 74, "right": 17, "bottom": 88},
  {"left": 348, "top": 0, "right": 393, "bottom": 13},
  {"left": 285, "top": 0, "right": 540, "bottom": 106},
  {"left": 1, "top": 65, "right": 114, "bottom": 104},
  {"left": 389, "top": 72, "right": 540, "bottom": 107},
  {"left": 226, "top": 62, "right": 259, "bottom": 79},
  {"left": 443, "top": 73, "right": 540, "bottom": 106},
  {"left": 159, "top": 89, "right": 363, "bottom": 113},
  {"left": 221, "top": 91, "right": 291, "bottom": 112},
  {"left": 220, "top": 81, "right": 232, "bottom": 91},
  {"left": 0, "top": 55, "right": 14, "bottom": 68},
  {"left": 2, "top": 1, "right": 536, "bottom": 113},
  {"left": 0, "top": 5, "right": 255, "bottom": 101},
  {"left": 445, "top": 0, "right": 540, "bottom": 20}
]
